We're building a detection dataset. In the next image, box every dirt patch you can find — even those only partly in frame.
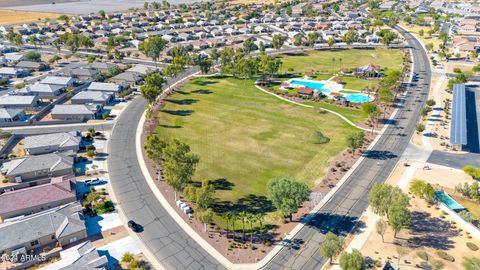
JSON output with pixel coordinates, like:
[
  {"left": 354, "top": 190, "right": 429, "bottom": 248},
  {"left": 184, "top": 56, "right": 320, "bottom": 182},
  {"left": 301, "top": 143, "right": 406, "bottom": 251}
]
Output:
[{"left": 0, "top": 10, "right": 62, "bottom": 24}]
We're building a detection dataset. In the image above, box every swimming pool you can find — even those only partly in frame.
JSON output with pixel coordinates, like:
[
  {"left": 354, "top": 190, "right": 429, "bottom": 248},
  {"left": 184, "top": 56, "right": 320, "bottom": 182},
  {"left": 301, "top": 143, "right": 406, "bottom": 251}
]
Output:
[
  {"left": 345, "top": 93, "right": 373, "bottom": 103},
  {"left": 290, "top": 79, "right": 330, "bottom": 93},
  {"left": 434, "top": 191, "right": 465, "bottom": 211}
]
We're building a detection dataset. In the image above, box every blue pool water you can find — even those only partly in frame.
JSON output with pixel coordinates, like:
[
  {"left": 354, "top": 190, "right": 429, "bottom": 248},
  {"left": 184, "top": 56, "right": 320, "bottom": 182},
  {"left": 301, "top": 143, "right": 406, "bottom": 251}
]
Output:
[
  {"left": 434, "top": 191, "right": 465, "bottom": 211},
  {"left": 290, "top": 79, "right": 330, "bottom": 93},
  {"left": 345, "top": 93, "right": 372, "bottom": 103}
]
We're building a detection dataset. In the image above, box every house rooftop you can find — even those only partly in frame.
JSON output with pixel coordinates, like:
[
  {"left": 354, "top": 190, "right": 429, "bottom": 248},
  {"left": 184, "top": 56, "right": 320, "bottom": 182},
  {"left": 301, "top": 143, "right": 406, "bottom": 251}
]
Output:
[
  {"left": 51, "top": 104, "right": 98, "bottom": 115},
  {"left": 0, "top": 95, "right": 37, "bottom": 106},
  {"left": 1, "top": 152, "right": 73, "bottom": 176},
  {"left": 40, "top": 76, "right": 74, "bottom": 86},
  {"left": 87, "top": 82, "right": 120, "bottom": 92},
  {"left": 0, "top": 178, "right": 76, "bottom": 217},
  {"left": 41, "top": 241, "right": 108, "bottom": 270},
  {"left": 0, "top": 202, "right": 85, "bottom": 251},
  {"left": 0, "top": 108, "right": 24, "bottom": 119},
  {"left": 24, "top": 132, "right": 80, "bottom": 151}
]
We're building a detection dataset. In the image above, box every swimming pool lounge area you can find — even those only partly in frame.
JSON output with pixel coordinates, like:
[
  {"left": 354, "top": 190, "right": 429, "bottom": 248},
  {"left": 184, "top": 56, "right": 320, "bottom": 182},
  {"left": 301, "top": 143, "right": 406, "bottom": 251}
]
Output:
[{"left": 282, "top": 78, "right": 374, "bottom": 103}]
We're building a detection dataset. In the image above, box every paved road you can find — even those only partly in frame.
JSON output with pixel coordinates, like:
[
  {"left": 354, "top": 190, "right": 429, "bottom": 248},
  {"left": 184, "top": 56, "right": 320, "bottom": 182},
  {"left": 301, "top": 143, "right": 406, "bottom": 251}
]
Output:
[
  {"left": 261, "top": 26, "right": 432, "bottom": 270},
  {"left": 107, "top": 69, "right": 225, "bottom": 270},
  {"left": 428, "top": 151, "right": 480, "bottom": 169}
]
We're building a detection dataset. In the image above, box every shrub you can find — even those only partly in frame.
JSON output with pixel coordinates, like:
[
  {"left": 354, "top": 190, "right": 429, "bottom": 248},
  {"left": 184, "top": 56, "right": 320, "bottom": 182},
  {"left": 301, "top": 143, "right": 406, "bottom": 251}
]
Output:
[
  {"left": 121, "top": 252, "right": 134, "bottom": 263},
  {"left": 467, "top": 242, "right": 479, "bottom": 251},
  {"left": 86, "top": 145, "right": 96, "bottom": 151},
  {"left": 417, "top": 250, "right": 429, "bottom": 261},
  {"left": 86, "top": 149, "right": 95, "bottom": 157},
  {"left": 416, "top": 123, "right": 425, "bottom": 133},
  {"left": 431, "top": 259, "right": 445, "bottom": 270},
  {"left": 426, "top": 99, "right": 436, "bottom": 107},
  {"left": 453, "top": 67, "right": 462, "bottom": 73},
  {"left": 463, "top": 166, "right": 480, "bottom": 179},
  {"left": 436, "top": 251, "right": 455, "bottom": 262}
]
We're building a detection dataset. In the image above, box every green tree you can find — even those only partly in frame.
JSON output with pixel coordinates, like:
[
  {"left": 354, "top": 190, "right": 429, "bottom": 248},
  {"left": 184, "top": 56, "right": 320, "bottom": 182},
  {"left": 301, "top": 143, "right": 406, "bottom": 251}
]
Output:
[
  {"left": 162, "top": 139, "right": 199, "bottom": 200},
  {"left": 196, "top": 208, "right": 214, "bottom": 232},
  {"left": 426, "top": 43, "right": 434, "bottom": 52},
  {"left": 388, "top": 202, "right": 411, "bottom": 238},
  {"left": 243, "top": 38, "right": 255, "bottom": 55},
  {"left": 139, "top": 36, "right": 168, "bottom": 66},
  {"left": 409, "top": 179, "right": 435, "bottom": 203},
  {"left": 209, "top": 48, "right": 219, "bottom": 62},
  {"left": 376, "top": 219, "right": 387, "bottom": 242},
  {"left": 327, "top": 36, "right": 336, "bottom": 47},
  {"left": 346, "top": 131, "right": 365, "bottom": 150},
  {"left": 24, "top": 51, "right": 41, "bottom": 62},
  {"left": 272, "top": 34, "right": 285, "bottom": 50},
  {"left": 140, "top": 84, "right": 161, "bottom": 105},
  {"left": 319, "top": 232, "right": 344, "bottom": 264},
  {"left": 307, "top": 32, "right": 319, "bottom": 47},
  {"left": 369, "top": 183, "right": 409, "bottom": 218},
  {"left": 266, "top": 177, "right": 310, "bottom": 221},
  {"left": 339, "top": 249, "right": 365, "bottom": 270},
  {"left": 258, "top": 41, "right": 266, "bottom": 54},
  {"left": 58, "top": 14, "right": 69, "bottom": 23},
  {"left": 418, "top": 29, "right": 424, "bottom": 37},
  {"left": 87, "top": 55, "right": 96, "bottom": 64},
  {"left": 342, "top": 30, "right": 358, "bottom": 45}
]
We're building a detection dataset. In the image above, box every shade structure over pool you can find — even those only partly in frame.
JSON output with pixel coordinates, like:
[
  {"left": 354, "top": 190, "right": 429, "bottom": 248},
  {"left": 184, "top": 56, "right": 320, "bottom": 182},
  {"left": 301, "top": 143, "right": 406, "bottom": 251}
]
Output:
[{"left": 434, "top": 191, "right": 465, "bottom": 211}]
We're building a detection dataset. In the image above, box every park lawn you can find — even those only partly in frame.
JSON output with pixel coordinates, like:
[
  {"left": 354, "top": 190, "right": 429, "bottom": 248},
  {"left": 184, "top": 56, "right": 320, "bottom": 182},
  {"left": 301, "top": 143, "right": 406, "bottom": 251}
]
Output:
[
  {"left": 153, "top": 76, "right": 357, "bottom": 207},
  {"left": 303, "top": 101, "right": 368, "bottom": 124},
  {"left": 279, "top": 49, "right": 404, "bottom": 74},
  {"left": 339, "top": 76, "right": 380, "bottom": 91}
]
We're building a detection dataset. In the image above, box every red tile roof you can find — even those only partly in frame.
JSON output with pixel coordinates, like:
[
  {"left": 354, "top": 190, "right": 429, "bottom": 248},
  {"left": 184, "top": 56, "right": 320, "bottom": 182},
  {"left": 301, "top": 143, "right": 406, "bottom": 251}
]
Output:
[
  {"left": 297, "top": 87, "right": 314, "bottom": 95},
  {"left": 0, "top": 178, "right": 76, "bottom": 216}
]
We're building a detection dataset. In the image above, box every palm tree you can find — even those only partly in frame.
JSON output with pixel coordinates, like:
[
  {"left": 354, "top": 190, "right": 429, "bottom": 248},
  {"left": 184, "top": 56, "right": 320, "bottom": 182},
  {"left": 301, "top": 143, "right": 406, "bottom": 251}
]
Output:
[
  {"left": 239, "top": 211, "right": 247, "bottom": 241},
  {"left": 246, "top": 213, "right": 255, "bottom": 244},
  {"left": 255, "top": 213, "right": 265, "bottom": 242},
  {"left": 230, "top": 215, "right": 238, "bottom": 240},
  {"left": 222, "top": 212, "right": 231, "bottom": 238}
]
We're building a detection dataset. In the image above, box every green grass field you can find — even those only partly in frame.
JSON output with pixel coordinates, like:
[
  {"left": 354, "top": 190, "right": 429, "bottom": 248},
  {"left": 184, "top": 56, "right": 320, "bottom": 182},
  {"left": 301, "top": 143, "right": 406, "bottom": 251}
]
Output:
[
  {"left": 339, "top": 76, "right": 380, "bottom": 91},
  {"left": 303, "top": 101, "right": 368, "bottom": 124},
  {"left": 279, "top": 49, "right": 404, "bottom": 73},
  {"left": 152, "top": 77, "right": 357, "bottom": 213}
]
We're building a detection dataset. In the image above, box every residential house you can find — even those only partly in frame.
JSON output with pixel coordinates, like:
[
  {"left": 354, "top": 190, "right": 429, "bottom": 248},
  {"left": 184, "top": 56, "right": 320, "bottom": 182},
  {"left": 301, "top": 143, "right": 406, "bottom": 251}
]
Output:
[
  {"left": 0, "top": 67, "right": 29, "bottom": 78},
  {"left": 40, "top": 76, "right": 76, "bottom": 87},
  {"left": 126, "top": 64, "right": 159, "bottom": 75},
  {"left": 0, "top": 108, "right": 25, "bottom": 123},
  {"left": 69, "top": 68, "right": 100, "bottom": 81},
  {"left": 20, "top": 83, "right": 64, "bottom": 98},
  {"left": 24, "top": 131, "right": 81, "bottom": 155},
  {"left": 0, "top": 152, "right": 74, "bottom": 183},
  {"left": 111, "top": 72, "right": 143, "bottom": 85},
  {"left": 87, "top": 82, "right": 123, "bottom": 96},
  {"left": 453, "top": 36, "right": 480, "bottom": 55},
  {"left": 40, "top": 241, "right": 109, "bottom": 270},
  {"left": 0, "top": 177, "right": 77, "bottom": 222},
  {"left": 0, "top": 202, "right": 87, "bottom": 257},
  {"left": 2, "top": 52, "right": 24, "bottom": 63},
  {"left": 51, "top": 104, "right": 101, "bottom": 121},
  {"left": 0, "top": 95, "right": 39, "bottom": 109},
  {"left": 15, "top": 61, "right": 49, "bottom": 71},
  {"left": 71, "top": 91, "right": 113, "bottom": 105},
  {"left": 88, "top": 62, "right": 117, "bottom": 71}
]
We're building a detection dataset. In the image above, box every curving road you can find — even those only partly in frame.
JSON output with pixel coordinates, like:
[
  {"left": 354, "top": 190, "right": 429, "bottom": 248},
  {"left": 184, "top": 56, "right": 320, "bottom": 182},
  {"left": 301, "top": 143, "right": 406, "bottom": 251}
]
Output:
[
  {"left": 106, "top": 27, "right": 431, "bottom": 270},
  {"left": 261, "top": 26, "right": 432, "bottom": 270},
  {"left": 107, "top": 70, "right": 225, "bottom": 270}
]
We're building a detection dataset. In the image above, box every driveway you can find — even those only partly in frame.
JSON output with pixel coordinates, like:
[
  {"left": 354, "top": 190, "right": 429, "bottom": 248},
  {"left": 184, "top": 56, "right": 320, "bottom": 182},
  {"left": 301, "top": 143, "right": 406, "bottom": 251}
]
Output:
[
  {"left": 86, "top": 211, "right": 123, "bottom": 236},
  {"left": 97, "top": 236, "right": 142, "bottom": 268}
]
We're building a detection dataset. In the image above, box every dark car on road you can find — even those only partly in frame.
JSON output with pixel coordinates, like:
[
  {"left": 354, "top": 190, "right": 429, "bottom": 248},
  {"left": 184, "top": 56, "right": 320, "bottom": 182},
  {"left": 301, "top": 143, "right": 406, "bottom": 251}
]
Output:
[{"left": 127, "top": 220, "right": 142, "bottom": 232}]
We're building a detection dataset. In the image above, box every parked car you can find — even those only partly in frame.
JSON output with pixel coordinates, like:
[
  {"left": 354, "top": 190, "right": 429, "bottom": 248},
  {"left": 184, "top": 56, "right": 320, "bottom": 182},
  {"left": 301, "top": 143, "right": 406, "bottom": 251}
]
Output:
[
  {"left": 85, "top": 178, "right": 101, "bottom": 186},
  {"left": 127, "top": 220, "right": 142, "bottom": 232}
]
